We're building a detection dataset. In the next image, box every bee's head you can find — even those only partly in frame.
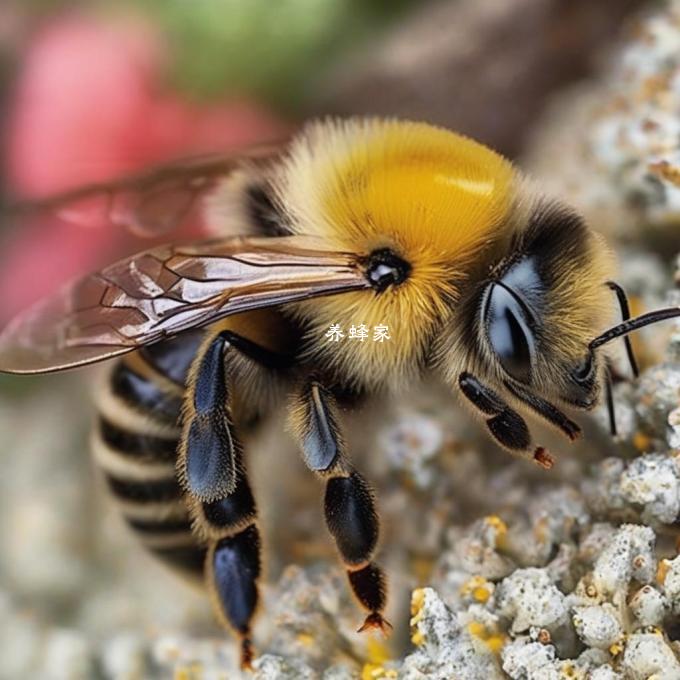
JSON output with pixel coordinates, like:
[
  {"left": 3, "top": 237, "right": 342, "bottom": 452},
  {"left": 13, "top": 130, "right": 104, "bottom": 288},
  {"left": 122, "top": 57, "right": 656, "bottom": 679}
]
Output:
[{"left": 441, "top": 199, "right": 617, "bottom": 411}]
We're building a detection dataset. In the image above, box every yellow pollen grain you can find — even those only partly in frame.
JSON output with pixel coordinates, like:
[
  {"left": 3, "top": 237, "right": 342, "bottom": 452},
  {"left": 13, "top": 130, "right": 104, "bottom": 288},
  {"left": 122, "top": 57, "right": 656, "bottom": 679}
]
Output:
[
  {"left": 409, "top": 588, "right": 427, "bottom": 646},
  {"left": 485, "top": 515, "right": 508, "bottom": 548},
  {"left": 460, "top": 575, "right": 492, "bottom": 603},
  {"left": 485, "top": 634, "right": 507, "bottom": 655},
  {"left": 657, "top": 559, "right": 670, "bottom": 585},
  {"left": 633, "top": 431, "right": 652, "bottom": 453},
  {"left": 361, "top": 666, "right": 397, "bottom": 680},
  {"left": 461, "top": 575, "right": 485, "bottom": 595},
  {"left": 361, "top": 664, "right": 380, "bottom": 680},
  {"left": 467, "top": 621, "right": 486, "bottom": 638},
  {"left": 297, "top": 632, "right": 314, "bottom": 647},
  {"left": 410, "top": 588, "right": 425, "bottom": 618},
  {"left": 467, "top": 622, "right": 506, "bottom": 657},
  {"left": 367, "top": 637, "right": 390, "bottom": 665},
  {"left": 473, "top": 587, "right": 491, "bottom": 603},
  {"left": 609, "top": 640, "right": 625, "bottom": 656}
]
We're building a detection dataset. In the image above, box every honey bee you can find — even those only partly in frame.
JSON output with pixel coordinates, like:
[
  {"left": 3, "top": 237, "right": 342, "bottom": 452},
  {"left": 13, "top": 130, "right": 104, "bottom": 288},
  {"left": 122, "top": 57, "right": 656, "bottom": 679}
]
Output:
[{"left": 1, "top": 118, "right": 678, "bottom": 668}]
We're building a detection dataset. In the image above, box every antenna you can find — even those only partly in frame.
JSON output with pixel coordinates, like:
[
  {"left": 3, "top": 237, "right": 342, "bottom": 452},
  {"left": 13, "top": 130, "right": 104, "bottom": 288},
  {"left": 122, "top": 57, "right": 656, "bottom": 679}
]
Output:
[{"left": 590, "top": 307, "right": 680, "bottom": 351}]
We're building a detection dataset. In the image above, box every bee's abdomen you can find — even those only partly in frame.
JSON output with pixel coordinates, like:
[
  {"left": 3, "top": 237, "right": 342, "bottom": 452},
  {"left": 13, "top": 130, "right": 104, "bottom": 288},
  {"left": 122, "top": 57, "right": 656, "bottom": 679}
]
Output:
[{"left": 93, "top": 332, "right": 206, "bottom": 578}]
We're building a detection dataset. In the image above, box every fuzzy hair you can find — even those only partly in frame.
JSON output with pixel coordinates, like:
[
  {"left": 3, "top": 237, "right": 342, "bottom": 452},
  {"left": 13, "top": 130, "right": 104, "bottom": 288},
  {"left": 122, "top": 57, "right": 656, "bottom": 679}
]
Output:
[
  {"left": 272, "top": 117, "right": 517, "bottom": 391},
  {"left": 205, "top": 165, "right": 276, "bottom": 238}
]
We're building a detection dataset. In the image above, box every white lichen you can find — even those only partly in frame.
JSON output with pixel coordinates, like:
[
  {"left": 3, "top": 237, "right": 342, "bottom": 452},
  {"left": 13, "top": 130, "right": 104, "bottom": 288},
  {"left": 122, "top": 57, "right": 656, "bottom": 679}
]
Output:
[
  {"left": 403, "top": 588, "right": 503, "bottom": 679},
  {"left": 253, "top": 654, "right": 317, "bottom": 680},
  {"left": 620, "top": 632, "right": 680, "bottom": 680},
  {"left": 501, "top": 639, "right": 559, "bottom": 680},
  {"left": 619, "top": 454, "right": 680, "bottom": 525},
  {"left": 495, "top": 569, "right": 568, "bottom": 634},
  {"left": 660, "top": 554, "right": 680, "bottom": 615},
  {"left": 628, "top": 585, "right": 669, "bottom": 627},
  {"left": 571, "top": 604, "right": 623, "bottom": 650},
  {"left": 592, "top": 524, "right": 656, "bottom": 595}
]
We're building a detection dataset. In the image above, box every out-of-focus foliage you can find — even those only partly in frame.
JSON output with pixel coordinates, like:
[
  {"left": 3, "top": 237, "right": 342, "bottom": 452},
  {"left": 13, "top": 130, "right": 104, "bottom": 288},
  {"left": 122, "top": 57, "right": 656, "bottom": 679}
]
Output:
[
  {"left": 139, "top": 0, "right": 415, "bottom": 108},
  {"left": 4, "top": 0, "right": 415, "bottom": 112}
]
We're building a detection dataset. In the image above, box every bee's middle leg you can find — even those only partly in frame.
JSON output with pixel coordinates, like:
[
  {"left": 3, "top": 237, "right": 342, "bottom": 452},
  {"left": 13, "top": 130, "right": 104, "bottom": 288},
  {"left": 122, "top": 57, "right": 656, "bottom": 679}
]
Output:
[
  {"left": 178, "top": 327, "right": 290, "bottom": 669},
  {"left": 288, "top": 379, "right": 390, "bottom": 634}
]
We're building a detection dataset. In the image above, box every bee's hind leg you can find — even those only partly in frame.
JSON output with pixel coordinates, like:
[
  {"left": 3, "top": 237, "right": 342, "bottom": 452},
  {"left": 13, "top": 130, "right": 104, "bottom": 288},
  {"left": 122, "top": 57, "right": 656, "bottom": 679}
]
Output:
[
  {"left": 178, "top": 327, "right": 290, "bottom": 669},
  {"left": 288, "top": 379, "right": 391, "bottom": 635},
  {"left": 188, "top": 454, "right": 261, "bottom": 670},
  {"left": 458, "top": 372, "right": 554, "bottom": 469}
]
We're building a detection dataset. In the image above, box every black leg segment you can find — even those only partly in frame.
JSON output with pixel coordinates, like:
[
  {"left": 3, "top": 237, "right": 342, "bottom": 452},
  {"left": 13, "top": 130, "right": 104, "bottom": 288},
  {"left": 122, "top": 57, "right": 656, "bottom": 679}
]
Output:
[
  {"left": 199, "top": 465, "right": 257, "bottom": 537},
  {"left": 458, "top": 372, "right": 554, "bottom": 469},
  {"left": 293, "top": 381, "right": 344, "bottom": 471},
  {"left": 503, "top": 380, "right": 582, "bottom": 441},
  {"left": 349, "top": 563, "right": 390, "bottom": 633},
  {"left": 180, "top": 329, "right": 291, "bottom": 501},
  {"left": 183, "top": 334, "right": 239, "bottom": 501},
  {"left": 208, "top": 524, "right": 261, "bottom": 669},
  {"left": 178, "top": 323, "right": 289, "bottom": 669},
  {"left": 289, "top": 379, "right": 391, "bottom": 635},
  {"left": 325, "top": 471, "right": 379, "bottom": 566}
]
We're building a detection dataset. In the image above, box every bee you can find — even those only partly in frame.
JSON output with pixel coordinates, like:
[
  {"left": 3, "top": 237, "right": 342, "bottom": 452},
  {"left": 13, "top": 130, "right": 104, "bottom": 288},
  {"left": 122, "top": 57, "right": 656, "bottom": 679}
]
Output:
[{"left": 1, "top": 118, "right": 678, "bottom": 669}]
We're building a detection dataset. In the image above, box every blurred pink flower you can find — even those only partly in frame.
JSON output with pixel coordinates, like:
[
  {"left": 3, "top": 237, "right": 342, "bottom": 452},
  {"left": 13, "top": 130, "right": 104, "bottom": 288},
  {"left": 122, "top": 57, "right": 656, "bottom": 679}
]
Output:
[{"left": 1, "top": 13, "right": 288, "bottom": 323}]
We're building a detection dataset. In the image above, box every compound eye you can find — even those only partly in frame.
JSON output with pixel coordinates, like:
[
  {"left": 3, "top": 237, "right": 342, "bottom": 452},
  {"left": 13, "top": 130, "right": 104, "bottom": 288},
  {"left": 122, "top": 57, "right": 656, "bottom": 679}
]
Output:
[
  {"left": 485, "top": 283, "right": 535, "bottom": 383},
  {"left": 573, "top": 353, "right": 593, "bottom": 382}
]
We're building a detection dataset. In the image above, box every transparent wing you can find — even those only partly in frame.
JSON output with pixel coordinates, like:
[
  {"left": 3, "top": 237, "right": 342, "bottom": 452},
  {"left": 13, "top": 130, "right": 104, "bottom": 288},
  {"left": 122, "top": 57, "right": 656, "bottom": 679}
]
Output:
[
  {"left": 0, "top": 236, "right": 368, "bottom": 374},
  {"left": 4, "top": 143, "right": 283, "bottom": 238}
]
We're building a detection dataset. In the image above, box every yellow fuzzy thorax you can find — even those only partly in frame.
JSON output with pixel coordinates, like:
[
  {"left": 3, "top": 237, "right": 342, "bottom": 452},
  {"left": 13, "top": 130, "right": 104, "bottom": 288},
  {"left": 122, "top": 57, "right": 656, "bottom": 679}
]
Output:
[{"left": 276, "top": 119, "right": 515, "bottom": 389}]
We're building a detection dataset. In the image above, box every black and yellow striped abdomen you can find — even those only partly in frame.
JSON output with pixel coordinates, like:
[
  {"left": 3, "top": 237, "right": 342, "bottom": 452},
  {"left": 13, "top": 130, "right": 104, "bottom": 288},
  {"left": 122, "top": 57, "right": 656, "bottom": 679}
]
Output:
[{"left": 93, "top": 331, "right": 207, "bottom": 578}]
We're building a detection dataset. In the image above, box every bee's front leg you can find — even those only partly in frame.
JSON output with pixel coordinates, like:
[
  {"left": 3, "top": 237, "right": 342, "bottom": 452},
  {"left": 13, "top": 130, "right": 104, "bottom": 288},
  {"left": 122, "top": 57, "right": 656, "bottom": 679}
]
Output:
[
  {"left": 288, "top": 379, "right": 391, "bottom": 635},
  {"left": 178, "top": 327, "right": 289, "bottom": 670},
  {"left": 458, "top": 372, "right": 555, "bottom": 469},
  {"left": 502, "top": 380, "right": 581, "bottom": 441}
]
